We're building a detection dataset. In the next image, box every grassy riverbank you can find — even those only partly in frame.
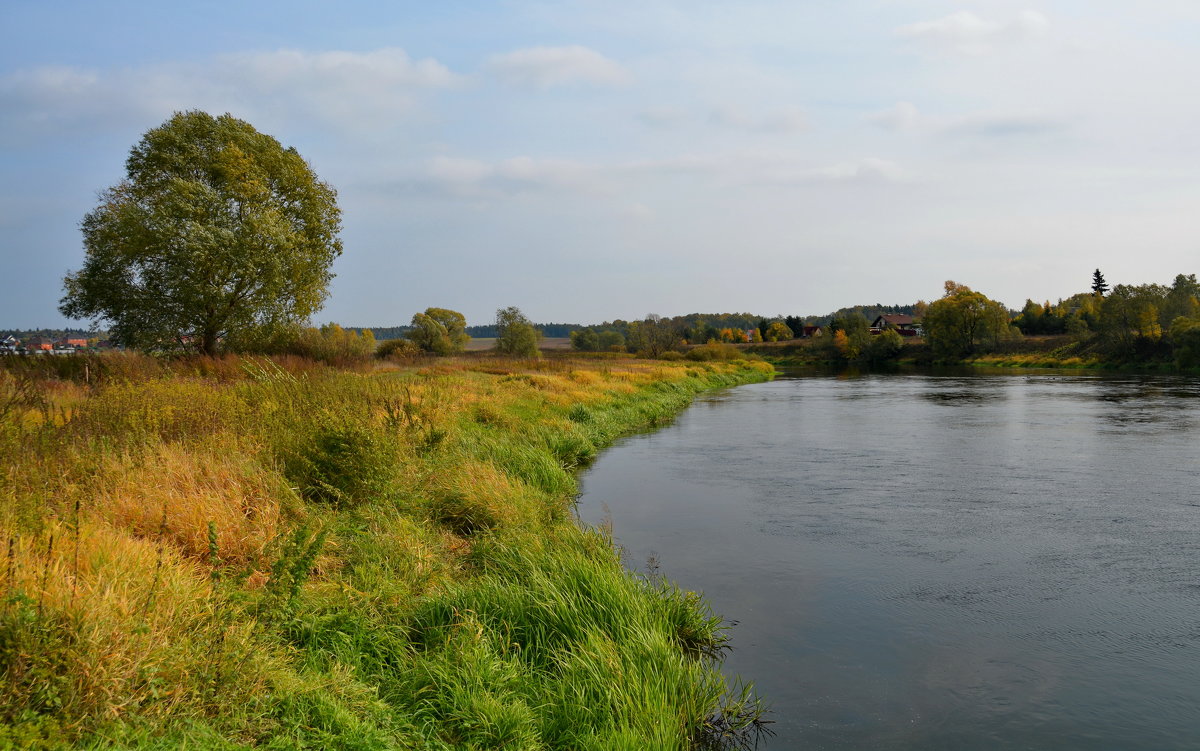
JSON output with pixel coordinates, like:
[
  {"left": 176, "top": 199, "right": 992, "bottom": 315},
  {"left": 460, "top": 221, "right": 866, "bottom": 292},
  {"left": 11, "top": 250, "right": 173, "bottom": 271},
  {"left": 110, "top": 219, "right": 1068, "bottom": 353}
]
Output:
[{"left": 0, "top": 353, "right": 773, "bottom": 750}]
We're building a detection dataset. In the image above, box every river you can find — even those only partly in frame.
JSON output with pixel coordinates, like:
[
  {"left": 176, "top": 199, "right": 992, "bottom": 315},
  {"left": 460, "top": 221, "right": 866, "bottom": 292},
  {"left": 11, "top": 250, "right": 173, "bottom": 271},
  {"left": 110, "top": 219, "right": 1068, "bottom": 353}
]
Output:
[{"left": 575, "top": 369, "right": 1200, "bottom": 750}]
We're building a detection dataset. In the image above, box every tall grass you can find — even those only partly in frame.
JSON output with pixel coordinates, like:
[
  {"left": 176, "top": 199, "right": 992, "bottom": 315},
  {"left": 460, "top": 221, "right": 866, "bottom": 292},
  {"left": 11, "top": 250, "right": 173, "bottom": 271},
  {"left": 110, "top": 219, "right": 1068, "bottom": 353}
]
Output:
[{"left": 0, "top": 353, "right": 773, "bottom": 749}]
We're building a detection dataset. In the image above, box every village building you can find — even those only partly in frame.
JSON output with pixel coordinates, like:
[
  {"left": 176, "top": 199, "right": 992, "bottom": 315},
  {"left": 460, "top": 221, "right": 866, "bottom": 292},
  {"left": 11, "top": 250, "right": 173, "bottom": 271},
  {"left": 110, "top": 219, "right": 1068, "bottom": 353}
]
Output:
[{"left": 870, "top": 314, "right": 922, "bottom": 337}]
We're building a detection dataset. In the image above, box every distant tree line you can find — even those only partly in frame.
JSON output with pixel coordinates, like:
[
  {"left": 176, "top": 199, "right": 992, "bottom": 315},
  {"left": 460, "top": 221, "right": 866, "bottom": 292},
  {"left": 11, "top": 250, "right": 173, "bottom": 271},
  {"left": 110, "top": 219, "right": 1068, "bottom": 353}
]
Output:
[
  {"left": 1, "top": 328, "right": 101, "bottom": 340},
  {"left": 351, "top": 322, "right": 582, "bottom": 341},
  {"left": 1009, "top": 271, "right": 1200, "bottom": 364}
]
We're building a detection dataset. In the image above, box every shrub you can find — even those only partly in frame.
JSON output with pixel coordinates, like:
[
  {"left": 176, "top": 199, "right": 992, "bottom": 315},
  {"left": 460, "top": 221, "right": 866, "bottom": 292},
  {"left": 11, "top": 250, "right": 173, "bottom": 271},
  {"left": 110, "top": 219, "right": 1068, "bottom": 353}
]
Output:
[
  {"left": 376, "top": 338, "right": 421, "bottom": 360},
  {"left": 686, "top": 343, "right": 741, "bottom": 362},
  {"left": 286, "top": 422, "right": 397, "bottom": 508},
  {"left": 495, "top": 307, "right": 542, "bottom": 358},
  {"left": 406, "top": 308, "right": 470, "bottom": 355},
  {"left": 288, "top": 324, "right": 376, "bottom": 366}
]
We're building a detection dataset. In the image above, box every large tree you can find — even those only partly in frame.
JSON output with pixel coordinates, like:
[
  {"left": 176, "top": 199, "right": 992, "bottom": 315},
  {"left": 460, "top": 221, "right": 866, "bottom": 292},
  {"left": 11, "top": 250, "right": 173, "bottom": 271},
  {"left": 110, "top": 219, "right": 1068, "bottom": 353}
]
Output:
[
  {"left": 923, "top": 281, "right": 1013, "bottom": 358},
  {"left": 406, "top": 307, "right": 470, "bottom": 354},
  {"left": 60, "top": 111, "right": 342, "bottom": 355},
  {"left": 495, "top": 306, "right": 542, "bottom": 358},
  {"left": 626, "top": 314, "right": 681, "bottom": 357}
]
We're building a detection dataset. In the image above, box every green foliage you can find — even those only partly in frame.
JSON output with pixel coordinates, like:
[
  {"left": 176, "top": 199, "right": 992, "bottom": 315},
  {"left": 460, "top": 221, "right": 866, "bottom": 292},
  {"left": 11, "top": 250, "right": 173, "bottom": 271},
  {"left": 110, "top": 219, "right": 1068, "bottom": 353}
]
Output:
[
  {"left": 406, "top": 308, "right": 470, "bottom": 355},
  {"left": 1092, "top": 269, "right": 1109, "bottom": 296},
  {"left": 764, "top": 321, "right": 794, "bottom": 342},
  {"left": 826, "top": 312, "right": 869, "bottom": 337},
  {"left": 687, "top": 319, "right": 721, "bottom": 345},
  {"left": 495, "top": 307, "right": 542, "bottom": 358},
  {"left": 1098, "top": 283, "right": 1167, "bottom": 355},
  {"left": 60, "top": 111, "right": 342, "bottom": 356},
  {"left": 864, "top": 329, "right": 904, "bottom": 364},
  {"left": 375, "top": 337, "right": 421, "bottom": 360},
  {"left": 286, "top": 420, "right": 398, "bottom": 508},
  {"left": 923, "top": 281, "right": 1014, "bottom": 358},
  {"left": 263, "top": 525, "right": 329, "bottom": 618},
  {"left": 570, "top": 329, "right": 626, "bottom": 352},
  {"left": 597, "top": 330, "right": 625, "bottom": 351},
  {"left": 402, "top": 534, "right": 765, "bottom": 750},
  {"left": 290, "top": 324, "right": 376, "bottom": 365},
  {"left": 1170, "top": 316, "right": 1200, "bottom": 368},
  {"left": 627, "top": 315, "right": 682, "bottom": 357},
  {"left": 570, "top": 329, "right": 600, "bottom": 352},
  {"left": 686, "top": 343, "right": 743, "bottom": 362},
  {"left": 0, "top": 354, "right": 775, "bottom": 750}
]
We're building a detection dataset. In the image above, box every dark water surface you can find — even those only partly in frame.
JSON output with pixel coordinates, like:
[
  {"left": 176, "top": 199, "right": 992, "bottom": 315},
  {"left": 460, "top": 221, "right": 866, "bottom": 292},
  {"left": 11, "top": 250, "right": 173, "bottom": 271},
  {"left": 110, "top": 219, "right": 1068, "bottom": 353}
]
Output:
[{"left": 575, "top": 371, "right": 1200, "bottom": 750}]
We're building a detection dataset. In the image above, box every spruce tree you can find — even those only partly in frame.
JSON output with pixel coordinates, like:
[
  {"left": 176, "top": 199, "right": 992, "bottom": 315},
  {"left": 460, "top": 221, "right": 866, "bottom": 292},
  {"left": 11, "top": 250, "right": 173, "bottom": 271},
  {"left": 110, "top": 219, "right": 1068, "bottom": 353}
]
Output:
[{"left": 1092, "top": 269, "right": 1109, "bottom": 296}]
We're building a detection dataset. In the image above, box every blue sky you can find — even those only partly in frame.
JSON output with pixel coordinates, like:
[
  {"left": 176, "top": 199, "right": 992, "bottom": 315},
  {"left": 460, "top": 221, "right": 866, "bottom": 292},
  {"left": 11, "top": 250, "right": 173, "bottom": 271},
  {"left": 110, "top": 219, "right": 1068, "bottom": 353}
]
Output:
[{"left": 4, "top": 1, "right": 1200, "bottom": 328}]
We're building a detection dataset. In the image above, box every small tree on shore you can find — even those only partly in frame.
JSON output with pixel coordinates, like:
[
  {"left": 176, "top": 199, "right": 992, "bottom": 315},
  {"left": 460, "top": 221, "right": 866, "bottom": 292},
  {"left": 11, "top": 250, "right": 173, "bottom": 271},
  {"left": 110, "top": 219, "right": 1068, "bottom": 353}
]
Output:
[
  {"left": 495, "top": 306, "right": 541, "bottom": 358},
  {"left": 923, "top": 281, "right": 1013, "bottom": 358}
]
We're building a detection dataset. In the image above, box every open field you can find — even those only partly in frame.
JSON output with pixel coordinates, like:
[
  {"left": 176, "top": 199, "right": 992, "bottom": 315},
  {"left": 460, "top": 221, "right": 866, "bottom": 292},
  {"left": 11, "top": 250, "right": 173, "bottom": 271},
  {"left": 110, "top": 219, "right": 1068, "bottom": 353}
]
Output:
[
  {"left": 463, "top": 337, "right": 572, "bottom": 352},
  {"left": 0, "top": 352, "right": 772, "bottom": 749}
]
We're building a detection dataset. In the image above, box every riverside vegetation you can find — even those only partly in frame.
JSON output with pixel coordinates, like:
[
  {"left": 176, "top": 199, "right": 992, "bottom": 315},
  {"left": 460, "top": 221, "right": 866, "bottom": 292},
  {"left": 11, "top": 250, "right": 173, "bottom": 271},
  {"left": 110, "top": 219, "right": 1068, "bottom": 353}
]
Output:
[{"left": 0, "top": 351, "right": 773, "bottom": 750}]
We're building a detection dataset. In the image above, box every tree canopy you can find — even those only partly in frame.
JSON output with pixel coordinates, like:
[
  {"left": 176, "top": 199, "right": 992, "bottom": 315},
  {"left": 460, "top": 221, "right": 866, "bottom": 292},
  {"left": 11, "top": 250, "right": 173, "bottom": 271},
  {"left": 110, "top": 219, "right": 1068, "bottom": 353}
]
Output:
[
  {"left": 495, "top": 306, "right": 542, "bottom": 358},
  {"left": 923, "top": 281, "right": 1014, "bottom": 358},
  {"left": 60, "top": 110, "right": 342, "bottom": 355},
  {"left": 406, "top": 307, "right": 470, "bottom": 355},
  {"left": 627, "top": 314, "right": 681, "bottom": 357},
  {"left": 764, "top": 321, "right": 794, "bottom": 342}
]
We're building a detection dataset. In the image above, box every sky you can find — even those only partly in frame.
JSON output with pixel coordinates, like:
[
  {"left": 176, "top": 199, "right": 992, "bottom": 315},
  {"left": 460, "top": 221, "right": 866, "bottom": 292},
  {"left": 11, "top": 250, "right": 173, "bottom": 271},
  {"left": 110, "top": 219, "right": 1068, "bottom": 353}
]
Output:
[{"left": 3, "top": 0, "right": 1200, "bottom": 329}]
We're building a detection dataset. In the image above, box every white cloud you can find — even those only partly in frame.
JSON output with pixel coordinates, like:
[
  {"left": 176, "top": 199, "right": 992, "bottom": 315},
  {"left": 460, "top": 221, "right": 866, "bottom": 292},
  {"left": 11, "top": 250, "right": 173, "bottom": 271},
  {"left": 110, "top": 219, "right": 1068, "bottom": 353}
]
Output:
[
  {"left": 868, "top": 101, "right": 921, "bottom": 131},
  {"left": 417, "top": 150, "right": 904, "bottom": 198},
  {"left": 638, "top": 105, "right": 688, "bottom": 127},
  {"left": 943, "top": 113, "right": 1062, "bottom": 139},
  {"left": 0, "top": 48, "right": 459, "bottom": 136},
  {"left": 808, "top": 158, "right": 904, "bottom": 183},
  {"left": 709, "top": 104, "right": 808, "bottom": 133},
  {"left": 895, "top": 10, "right": 1050, "bottom": 54},
  {"left": 761, "top": 106, "right": 810, "bottom": 133},
  {"left": 867, "top": 103, "right": 1062, "bottom": 141},
  {"left": 623, "top": 202, "right": 654, "bottom": 220},
  {"left": 420, "top": 155, "right": 610, "bottom": 197},
  {"left": 485, "top": 45, "right": 630, "bottom": 88}
]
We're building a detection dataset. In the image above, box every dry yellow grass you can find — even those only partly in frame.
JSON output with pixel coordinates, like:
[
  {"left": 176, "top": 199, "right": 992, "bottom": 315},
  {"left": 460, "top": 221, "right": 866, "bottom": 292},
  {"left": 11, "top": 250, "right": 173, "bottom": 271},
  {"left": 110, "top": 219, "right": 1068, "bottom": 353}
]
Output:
[
  {"left": 0, "top": 353, "right": 774, "bottom": 745},
  {"left": 0, "top": 521, "right": 276, "bottom": 724},
  {"left": 93, "top": 443, "right": 284, "bottom": 566}
]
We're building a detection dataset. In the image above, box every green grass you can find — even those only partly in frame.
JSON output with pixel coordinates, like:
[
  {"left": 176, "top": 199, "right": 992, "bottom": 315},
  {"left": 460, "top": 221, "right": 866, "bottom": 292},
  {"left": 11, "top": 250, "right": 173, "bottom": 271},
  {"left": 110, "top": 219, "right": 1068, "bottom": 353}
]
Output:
[{"left": 0, "top": 353, "right": 774, "bottom": 749}]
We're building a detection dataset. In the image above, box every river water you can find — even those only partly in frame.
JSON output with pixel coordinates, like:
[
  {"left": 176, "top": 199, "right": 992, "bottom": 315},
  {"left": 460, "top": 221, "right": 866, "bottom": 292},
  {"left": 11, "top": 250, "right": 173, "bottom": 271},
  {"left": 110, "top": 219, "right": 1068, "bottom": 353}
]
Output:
[{"left": 575, "top": 370, "right": 1200, "bottom": 750}]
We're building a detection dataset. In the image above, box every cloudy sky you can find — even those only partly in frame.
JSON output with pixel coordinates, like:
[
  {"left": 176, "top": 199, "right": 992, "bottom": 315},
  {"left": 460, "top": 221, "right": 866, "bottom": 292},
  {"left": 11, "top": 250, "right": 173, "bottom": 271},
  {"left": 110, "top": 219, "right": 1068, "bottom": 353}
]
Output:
[{"left": 4, "top": 0, "right": 1200, "bottom": 328}]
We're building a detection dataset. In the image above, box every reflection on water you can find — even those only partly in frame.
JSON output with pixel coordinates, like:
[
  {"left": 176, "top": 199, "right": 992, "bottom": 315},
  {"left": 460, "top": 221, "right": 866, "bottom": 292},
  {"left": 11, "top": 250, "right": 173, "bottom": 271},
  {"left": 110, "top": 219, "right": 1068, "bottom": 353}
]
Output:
[{"left": 576, "top": 370, "right": 1200, "bottom": 750}]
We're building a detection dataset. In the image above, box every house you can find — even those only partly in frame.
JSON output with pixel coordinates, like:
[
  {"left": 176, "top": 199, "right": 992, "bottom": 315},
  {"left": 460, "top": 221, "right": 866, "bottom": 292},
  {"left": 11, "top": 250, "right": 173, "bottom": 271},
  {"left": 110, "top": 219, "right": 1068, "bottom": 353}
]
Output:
[
  {"left": 799, "top": 326, "right": 823, "bottom": 338},
  {"left": 870, "top": 315, "right": 922, "bottom": 337},
  {"left": 24, "top": 336, "right": 53, "bottom": 352},
  {"left": 0, "top": 335, "right": 19, "bottom": 354}
]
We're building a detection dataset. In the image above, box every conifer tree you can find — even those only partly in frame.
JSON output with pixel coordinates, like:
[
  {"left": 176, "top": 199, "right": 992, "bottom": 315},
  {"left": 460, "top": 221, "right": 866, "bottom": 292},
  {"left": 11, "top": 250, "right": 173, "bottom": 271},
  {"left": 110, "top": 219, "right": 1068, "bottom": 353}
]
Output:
[{"left": 1092, "top": 269, "right": 1109, "bottom": 296}]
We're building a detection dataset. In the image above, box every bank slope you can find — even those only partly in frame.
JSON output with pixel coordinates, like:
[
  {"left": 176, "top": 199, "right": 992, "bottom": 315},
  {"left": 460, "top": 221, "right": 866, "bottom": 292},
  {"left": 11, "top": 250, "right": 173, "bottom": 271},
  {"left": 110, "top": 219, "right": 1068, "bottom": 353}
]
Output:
[{"left": 0, "top": 354, "right": 773, "bottom": 750}]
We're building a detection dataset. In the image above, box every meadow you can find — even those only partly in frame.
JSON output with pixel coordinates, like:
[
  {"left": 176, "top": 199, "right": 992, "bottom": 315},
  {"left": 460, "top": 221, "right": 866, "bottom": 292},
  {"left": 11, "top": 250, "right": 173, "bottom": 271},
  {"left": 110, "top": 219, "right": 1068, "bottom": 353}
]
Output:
[{"left": 0, "top": 352, "right": 773, "bottom": 750}]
